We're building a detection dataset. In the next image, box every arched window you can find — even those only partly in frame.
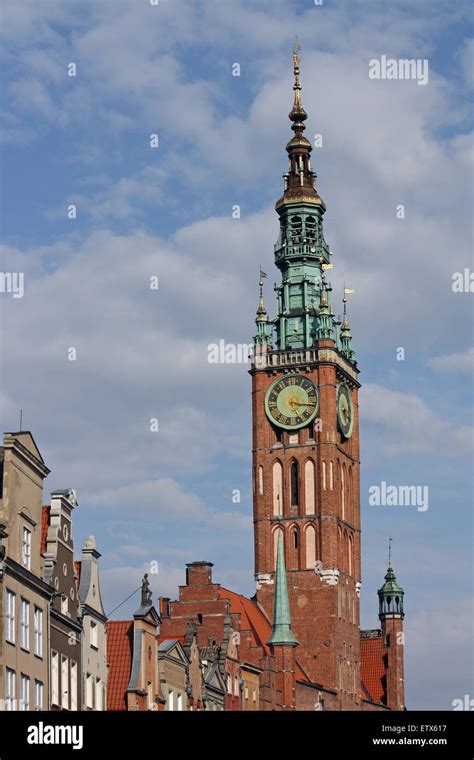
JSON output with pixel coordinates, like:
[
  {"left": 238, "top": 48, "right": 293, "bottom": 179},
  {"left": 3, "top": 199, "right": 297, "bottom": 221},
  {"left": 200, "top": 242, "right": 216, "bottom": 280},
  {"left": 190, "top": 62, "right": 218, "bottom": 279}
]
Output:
[
  {"left": 322, "top": 461, "right": 327, "bottom": 490},
  {"left": 349, "top": 467, "right": 354, "bottom": 525},
  {"left": 258, "top": 466, "right": 264, "bottom": 496},
  {"left": 272, "top": 461, "right": 283, "bottom": 516},
  {"left": 329, "top": 461, "right": 334, "bottom": 490},
  {"left": 338, "top": 524, "right": 343, "bottom": 573},
  {"left": 305, "top": 524, "right": 317, "bottom": 569},
  {"left": 343, "top": 529, "right": 348, "bottom": 574},
  {"left": 341, "top": 466, "right": 345, "bottom": 521},
  {"left": 306, "top": 215, "right": 316, "bottom": 240},
  {"left": 289, "top": 525, "right": 299, "bottom": 570},
  {"left": 348, "top": 534, "right": 353, "bottom": 576},
  {"left": 304, "top": 459, "right": 315, "bottom": 515},
  {"left": 273, "top": 528, "right": 284, "bottom": 570},
  {"left": 290, "top": 462, "right": 299, "bottom": 508},
  {"left": 291, "top": 216, "right": 302, "bottom": 243}
]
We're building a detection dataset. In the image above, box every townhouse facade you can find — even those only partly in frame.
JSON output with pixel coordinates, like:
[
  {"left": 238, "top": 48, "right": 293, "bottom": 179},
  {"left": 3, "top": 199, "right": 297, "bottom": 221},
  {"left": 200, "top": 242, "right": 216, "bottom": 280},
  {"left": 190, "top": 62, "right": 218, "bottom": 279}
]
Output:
[
  {"left": 76, "top": 535, "right": 108, "bottom": 710},
  {"left": 0, "top": 432, "right": 51, "bottom": 711},
  {"left": 0, "top": 431, "right": 108, "bottom": 712}
]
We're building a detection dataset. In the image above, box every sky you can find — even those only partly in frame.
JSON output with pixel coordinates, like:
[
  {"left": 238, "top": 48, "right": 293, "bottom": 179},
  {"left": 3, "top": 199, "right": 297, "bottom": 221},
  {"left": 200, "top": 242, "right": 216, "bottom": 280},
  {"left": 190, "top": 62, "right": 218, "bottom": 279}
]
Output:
[{"left": 0, "top": 0, "right": 473, "bottom": 710}]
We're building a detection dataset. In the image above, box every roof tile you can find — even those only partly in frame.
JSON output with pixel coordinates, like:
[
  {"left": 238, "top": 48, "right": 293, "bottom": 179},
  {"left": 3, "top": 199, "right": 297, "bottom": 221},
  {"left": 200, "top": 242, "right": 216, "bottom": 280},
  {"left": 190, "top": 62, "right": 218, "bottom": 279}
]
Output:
[
  {"left": 360, "top": 635, "right": 386, "bottom": 704},
  {"left": 107, "top": 620, "right": 133, "bottom": 711}
]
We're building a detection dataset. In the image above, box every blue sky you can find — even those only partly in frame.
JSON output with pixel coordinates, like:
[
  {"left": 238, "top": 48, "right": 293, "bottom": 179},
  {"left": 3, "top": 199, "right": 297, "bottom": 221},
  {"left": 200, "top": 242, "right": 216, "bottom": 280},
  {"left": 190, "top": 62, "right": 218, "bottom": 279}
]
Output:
[{"left": 0, "top": 0, "right": 472, "bottom": 709}]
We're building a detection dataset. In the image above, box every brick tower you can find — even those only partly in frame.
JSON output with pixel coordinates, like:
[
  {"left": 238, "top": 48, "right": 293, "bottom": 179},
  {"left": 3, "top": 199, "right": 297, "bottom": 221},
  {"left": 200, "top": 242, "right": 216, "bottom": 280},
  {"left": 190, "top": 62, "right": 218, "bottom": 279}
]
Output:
[
  {"left": 378, "top": 557, "right": 405, "bottom": 710},
  {"left": 251, "top": 44, "right": 361, "bottom": 709}
]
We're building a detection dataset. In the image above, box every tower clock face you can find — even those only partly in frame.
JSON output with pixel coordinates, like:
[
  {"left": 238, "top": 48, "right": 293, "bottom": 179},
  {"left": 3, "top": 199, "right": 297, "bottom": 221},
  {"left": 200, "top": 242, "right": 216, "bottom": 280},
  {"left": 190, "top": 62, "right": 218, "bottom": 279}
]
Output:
[
  {"left": 265, "top": 374, "right": 319, "bottom": 430},
  {"left": 337, "top": 383, "right": 353, "bottom": 438}
]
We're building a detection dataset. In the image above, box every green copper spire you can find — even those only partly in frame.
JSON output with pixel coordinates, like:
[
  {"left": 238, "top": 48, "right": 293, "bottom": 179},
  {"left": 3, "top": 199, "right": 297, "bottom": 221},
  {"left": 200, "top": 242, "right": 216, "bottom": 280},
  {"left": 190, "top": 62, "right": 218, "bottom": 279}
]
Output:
[
  {"left": 267, "top": 533, "right": 298, "bottom": 647},
  {"left": 316, "top": 272, "right": 334, "bottom": 341},
  {"left": 254, "top": 269, "right": 273, "bottom": 349},
  {"left": 271, "top": 46, "right": 336, "bottom": 351},
  {"left": 339, "top": 295, "right": 355, "bottom": 362},
  {"left": 378, "top": 540, "right": 405, "bottom": 620},
  {"left": 256, "top": 45, "right": 356, "bottom": 364}
]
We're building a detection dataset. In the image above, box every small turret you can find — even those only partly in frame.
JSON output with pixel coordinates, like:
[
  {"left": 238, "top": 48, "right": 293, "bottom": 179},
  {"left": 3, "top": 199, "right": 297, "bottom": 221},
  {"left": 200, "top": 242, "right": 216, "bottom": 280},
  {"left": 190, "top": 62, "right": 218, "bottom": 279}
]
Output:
[
  {"left": 378, "top": 544, "right": 405, "bottom": 621},
  {"left": 378, "top": 540, "right": 406, "bottom": 710},
  {"left": 254, "top": 269, "right": 273, "bottom": 351},
  {"left": 340, "top": 295, "right": 356, "bottom": 363}
]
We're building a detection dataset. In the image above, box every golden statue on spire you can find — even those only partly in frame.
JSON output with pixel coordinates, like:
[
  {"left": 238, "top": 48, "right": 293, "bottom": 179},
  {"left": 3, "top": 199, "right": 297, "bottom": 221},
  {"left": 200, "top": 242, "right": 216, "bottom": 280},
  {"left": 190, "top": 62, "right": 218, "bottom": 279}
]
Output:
[
  {"left": 293, "top": 39, "right": 301, "bottom": 74},
  {"left": 290, "top": 38, "right": 305, "bottom": 118}
]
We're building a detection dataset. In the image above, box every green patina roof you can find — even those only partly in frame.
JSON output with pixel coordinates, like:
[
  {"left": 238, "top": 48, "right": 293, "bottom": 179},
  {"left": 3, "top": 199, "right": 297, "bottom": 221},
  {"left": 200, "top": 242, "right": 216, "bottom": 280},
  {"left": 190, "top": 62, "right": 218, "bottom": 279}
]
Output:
[
  {"left": 378, "top": 565, "right": 404, "bottom": 596},
  {"left": 267, "top": 533, "right": 299, "bottom": 647}
]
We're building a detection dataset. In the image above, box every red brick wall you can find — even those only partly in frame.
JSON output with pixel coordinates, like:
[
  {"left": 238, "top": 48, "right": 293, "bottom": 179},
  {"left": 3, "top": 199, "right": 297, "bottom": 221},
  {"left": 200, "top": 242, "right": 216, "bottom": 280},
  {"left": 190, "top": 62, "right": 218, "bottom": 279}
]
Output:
[{"left": 382, "top": 617, "right": 405, "bottom": 710}]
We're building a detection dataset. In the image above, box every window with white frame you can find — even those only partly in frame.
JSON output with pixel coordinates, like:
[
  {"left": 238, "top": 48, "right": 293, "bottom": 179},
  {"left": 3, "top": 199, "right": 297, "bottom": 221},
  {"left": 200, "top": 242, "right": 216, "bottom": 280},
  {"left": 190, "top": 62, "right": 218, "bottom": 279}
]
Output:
[
  {"left": 177, "top": 692, "right": 183, "bottom": 711},
  {"left": 61, "top": 594, "right": 68, "bottom": 616},
  {"left": 20, "top": 598, "right": 30, "bottom": 650},
  {"left": 95, "top": 678, "right": 102, "bottom": 711},
  {"left": 234, "top": 675, "right": 239, "bottom": 696},
  {"left": 20, "top": 674, "right": 30, "bottom": 711},
  {"left": 6, "top": 590, "right": 16, "bottom": 644},
  {"left": 5, "top": 668, "right": 16, "bottom": 711},
  {"left": 51, "top": 651, "right": 59, "bottom": 705},
  {"left": 167, "top": 689, "right": 174, "bottom": 711},
  {"left": 22, "top": 527, "right": 31, "bottom": 570},
  {"left": 61, "top": 655, "right": 69, "bottom": 710},
  {"left": 70, "top": 662, "right": 78, "bottom": 711},
  {"left": 90, "top": 620, "right": 98, "bottom": 648},
  {"left": 85, "top": 673, "right": 93, "bottom": 709},
  {"left": 34, "top": 680, "right": 43, "bottom": 710},
  {"left": 252, "top": 688, "right": 257, "bottom": 702},
  {"left": 33, "top": 607, "right": 43, "bottom": 657}
]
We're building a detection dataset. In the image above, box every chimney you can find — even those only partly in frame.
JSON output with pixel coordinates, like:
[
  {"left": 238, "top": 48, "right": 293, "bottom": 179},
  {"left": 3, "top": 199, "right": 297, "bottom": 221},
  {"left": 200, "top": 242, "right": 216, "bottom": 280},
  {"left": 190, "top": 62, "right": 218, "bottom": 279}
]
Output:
[{"left": 186, "top": 561, "right": 213, "bottom": 587}]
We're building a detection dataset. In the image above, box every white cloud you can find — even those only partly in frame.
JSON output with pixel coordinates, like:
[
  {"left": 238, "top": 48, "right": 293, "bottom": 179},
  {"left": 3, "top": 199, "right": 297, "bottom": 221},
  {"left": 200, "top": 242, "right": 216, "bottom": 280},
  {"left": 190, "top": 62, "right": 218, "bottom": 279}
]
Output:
[
  {"left": 362, "top": 383, "right": 473, "bottom": 458},
  {"left": 428, "top": 347, "right": 474, "bottom": 374}
]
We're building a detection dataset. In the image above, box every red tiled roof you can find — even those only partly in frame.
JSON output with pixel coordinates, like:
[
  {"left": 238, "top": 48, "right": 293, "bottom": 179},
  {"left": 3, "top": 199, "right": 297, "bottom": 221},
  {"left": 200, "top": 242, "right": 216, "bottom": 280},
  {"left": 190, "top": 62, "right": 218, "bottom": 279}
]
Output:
[
  {"left": 220, "top": 587, "right": 271, "bottom": 653},
  {"left": 74, "top": 561, "right": 81, "bottom": 587},
  {"left": 40, "top": 505, "right": 50, "bottom": 554},
  {"left": 360, "top": 635, "right": 386, "bottom": 704},
  {"left": 219, "top": 587, "right": 308, "bottom": 683},
  {"left": 107, "top": 620, "right": 133, "bottom": 711}
]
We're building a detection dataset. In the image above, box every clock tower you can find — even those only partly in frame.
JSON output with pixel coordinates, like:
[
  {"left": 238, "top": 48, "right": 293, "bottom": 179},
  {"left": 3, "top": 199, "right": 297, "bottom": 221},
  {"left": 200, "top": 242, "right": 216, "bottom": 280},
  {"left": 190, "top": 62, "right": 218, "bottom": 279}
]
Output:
[{"left": 251, "top": 46, "right": 361, "bottom": 709}]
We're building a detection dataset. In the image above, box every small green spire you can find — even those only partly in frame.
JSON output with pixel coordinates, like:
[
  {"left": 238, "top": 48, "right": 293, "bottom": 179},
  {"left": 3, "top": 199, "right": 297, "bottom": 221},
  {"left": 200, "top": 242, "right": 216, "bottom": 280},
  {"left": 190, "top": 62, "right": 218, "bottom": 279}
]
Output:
[
  {"left": 316, "top": 273, "right": 334, "bottom": 341},
  {"left": 340, "top": 295, "right": 355, "bottom": 362},
  {"left": 254, "top": 269, "right": 273, "bottom": 348},
  {"left": 378, "top": 540, "right": 405, "bottom": 620},
  {"left": 267, "top": 533, "right": 298, "bottom": 647}
]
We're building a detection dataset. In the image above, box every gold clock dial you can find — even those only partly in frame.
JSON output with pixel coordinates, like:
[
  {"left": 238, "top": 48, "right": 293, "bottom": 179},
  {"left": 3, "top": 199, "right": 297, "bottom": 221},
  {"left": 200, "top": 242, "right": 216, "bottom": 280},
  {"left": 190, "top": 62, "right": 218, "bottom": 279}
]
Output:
[{"left": 265, "top": 374, "right": 319, "bottom": 430}]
